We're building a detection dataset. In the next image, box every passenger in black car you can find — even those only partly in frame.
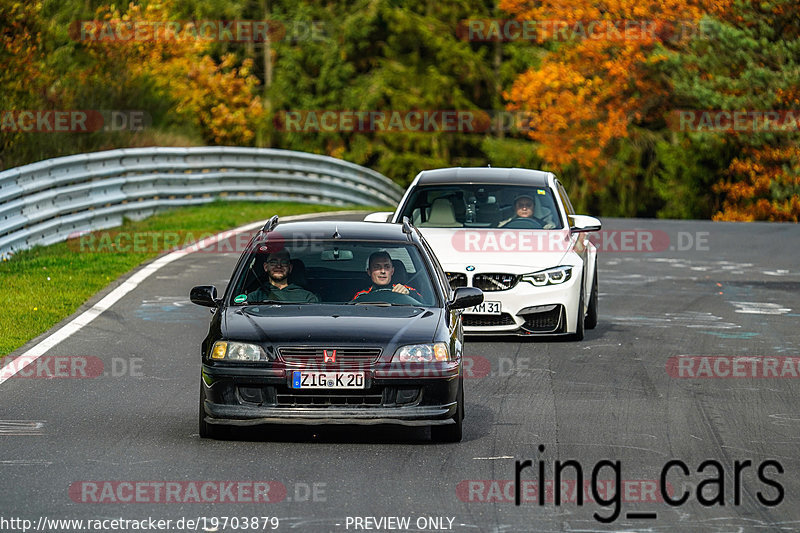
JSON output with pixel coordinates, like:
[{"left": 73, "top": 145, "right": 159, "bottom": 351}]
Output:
[
  {"left": 247, "top": 249, "right": 319, "bottom": 303},
  {"left": 352, "top": 251, "right": 422, "bottom": 300}
]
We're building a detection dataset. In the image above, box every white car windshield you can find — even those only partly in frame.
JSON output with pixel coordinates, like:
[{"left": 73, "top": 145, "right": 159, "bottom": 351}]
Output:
[{"left": 399, "top": 184, "right": 564, "bottom": 229}]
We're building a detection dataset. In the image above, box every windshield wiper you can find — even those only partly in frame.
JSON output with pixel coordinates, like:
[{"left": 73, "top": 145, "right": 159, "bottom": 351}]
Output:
[
  {"left": 346, "top": 301, "right": 425, "bottom": 307},
  {"left": 239, "top": 300, "right": 310, "bottom": 306}
]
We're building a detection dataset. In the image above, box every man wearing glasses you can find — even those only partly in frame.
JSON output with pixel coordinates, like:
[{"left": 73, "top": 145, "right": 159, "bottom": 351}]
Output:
[{"left": 247, "top": 249, "right": 319, "bottom": 303}]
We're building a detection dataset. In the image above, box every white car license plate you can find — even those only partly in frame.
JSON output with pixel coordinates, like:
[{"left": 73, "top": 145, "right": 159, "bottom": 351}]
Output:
[
  {"left": 291, "top": 371, "right": 365, "bottom": 389},
  {"left": 465, "top": 301, "right": 501, "bottom": 315}
]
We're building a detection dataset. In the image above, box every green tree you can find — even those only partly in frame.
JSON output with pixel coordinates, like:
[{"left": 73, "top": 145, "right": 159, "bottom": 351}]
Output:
[{"left": 657, "top": 2, "right": 800, "bottom": 220}]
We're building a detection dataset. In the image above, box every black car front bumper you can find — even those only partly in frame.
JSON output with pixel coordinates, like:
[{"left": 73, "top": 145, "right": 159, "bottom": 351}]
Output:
[{"left": 201, "top": 362, "right": 461, "bottom": 427}]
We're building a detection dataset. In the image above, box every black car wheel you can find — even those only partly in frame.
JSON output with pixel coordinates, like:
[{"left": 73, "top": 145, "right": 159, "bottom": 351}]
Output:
[
  {"left": 431, "top": 378, "right": 463, "bottom": 443},
  {"left": 584, "top": 262, "right": 598, "bottom": 330}
]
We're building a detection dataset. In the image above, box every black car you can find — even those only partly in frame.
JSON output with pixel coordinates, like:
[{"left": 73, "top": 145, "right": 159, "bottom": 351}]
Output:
[{"left": 190, "top": 217, "right": 483, "bottom": 442}]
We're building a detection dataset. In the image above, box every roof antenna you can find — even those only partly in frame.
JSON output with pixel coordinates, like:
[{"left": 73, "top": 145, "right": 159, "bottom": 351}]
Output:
[
  {"left": 332, "top": 225, "right": 341, "bottom": 239},
  {"left": 487, "top": 163, "right": 491, "bottom": 167}
]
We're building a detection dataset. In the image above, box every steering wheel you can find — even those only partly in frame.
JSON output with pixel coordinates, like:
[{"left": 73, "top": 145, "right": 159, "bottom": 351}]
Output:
[
  {"left": 353, "top": 287, "right": 421, "bottom": 305},
  {"left": 503, "top": 217, "right": 544, "bottom": 229}
]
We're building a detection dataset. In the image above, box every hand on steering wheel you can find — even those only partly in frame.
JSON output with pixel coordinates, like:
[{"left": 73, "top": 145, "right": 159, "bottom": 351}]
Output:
[
  {"left": 353, "top": 285, "right": 420, "bottom": 304},
  {"left": 391, "top": 283, "right": 411, "bottom": 295}
]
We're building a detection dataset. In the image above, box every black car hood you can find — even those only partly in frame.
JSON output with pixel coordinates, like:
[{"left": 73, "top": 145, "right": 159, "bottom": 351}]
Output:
[{"left": 222, "top": 304, "right": 441, "bottom": 350}]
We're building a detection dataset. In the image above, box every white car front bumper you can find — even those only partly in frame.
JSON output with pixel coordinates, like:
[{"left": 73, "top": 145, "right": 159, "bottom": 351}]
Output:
[{"left": 455, "top": 266, "right": 583, "bottom": 335}]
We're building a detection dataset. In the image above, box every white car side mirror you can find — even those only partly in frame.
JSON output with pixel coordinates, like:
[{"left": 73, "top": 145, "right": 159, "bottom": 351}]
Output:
[
  {"left": 569, "top": 215, "right": 602, "bottom": 233},
  {"left": 363, "top": 212, "right": 394, "bottom": 223}
]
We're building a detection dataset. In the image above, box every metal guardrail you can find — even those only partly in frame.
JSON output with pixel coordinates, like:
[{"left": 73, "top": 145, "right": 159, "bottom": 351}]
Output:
[{"left": 0, "top": 147, "right": 404, "bottom": 258}]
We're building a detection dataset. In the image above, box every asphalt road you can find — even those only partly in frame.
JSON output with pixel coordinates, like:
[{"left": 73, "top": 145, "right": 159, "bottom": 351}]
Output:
[{"left": 1, "top": 213, "right": 799, "bottom": 533}]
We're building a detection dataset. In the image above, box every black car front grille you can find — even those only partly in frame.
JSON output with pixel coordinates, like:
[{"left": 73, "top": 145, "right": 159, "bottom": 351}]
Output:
[
  {"left": 521, "top": 306, "right": 564, "bottom": 333},
  {"left": 463, "top": 313, "right": 516, "bottom": 327},
  {"left": 472, "top": 273, "right": 519, "bottom": 291},
  {"left": 276, "top": 387, "right": 384, "bottom": 407},
  {"left": 276, "top": 393, "right": 384, "bottom": 407},
  {"left": 446, "top": 272, "right": 467, "bottom": 289},
  {"left": 267, "top": 386, "right": 417, "bottom": 408},
  {"left": 279, "top": 347, "right": 381, "bottom": 366}
]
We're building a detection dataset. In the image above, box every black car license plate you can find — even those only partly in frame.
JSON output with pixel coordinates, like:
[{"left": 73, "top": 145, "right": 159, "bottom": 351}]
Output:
[{"left": 290, "top": 371, "right": 365, "bottom": 389}]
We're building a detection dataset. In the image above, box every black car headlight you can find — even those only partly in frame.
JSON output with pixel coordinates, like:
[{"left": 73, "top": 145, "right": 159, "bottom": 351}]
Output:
[
  {"left": 521, "top": 266, "right": 573, "bottom": 286},
  {"left": 393, "top": 343, "right": 451, "bottom": 362},
  {"left": 210, "top": 341, "right": 268, "bottom": 361}
]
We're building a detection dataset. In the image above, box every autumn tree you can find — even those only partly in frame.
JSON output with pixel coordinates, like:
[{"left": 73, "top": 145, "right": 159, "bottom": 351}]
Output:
[
  {"left": 1, "top": 1, "right": 52, "bottom": 168},
  {"left": 263, "top": 0, "right": 542, "bottom": 184},
  {"left": 663, "top": 2, "right": 800, "bottom": 221},
  {"left": 501, "top": 0, "right": 732, "bottom": 216},
  {"left": 78, "top": 2, "right": 264, "bottom": 145}
]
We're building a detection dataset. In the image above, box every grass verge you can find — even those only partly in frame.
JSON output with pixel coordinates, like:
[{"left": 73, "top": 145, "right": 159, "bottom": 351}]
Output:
[{"left": 0, "top": 201, "right": 373, "bottom": 357}]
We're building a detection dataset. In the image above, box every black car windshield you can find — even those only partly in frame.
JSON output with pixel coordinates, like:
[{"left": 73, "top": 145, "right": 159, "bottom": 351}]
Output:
[
  {"left": 229, "top": 240, "right": 439, "bottom": 307},
  {"left": 399, "top": 184, "right": 564, "bottom": 229}
]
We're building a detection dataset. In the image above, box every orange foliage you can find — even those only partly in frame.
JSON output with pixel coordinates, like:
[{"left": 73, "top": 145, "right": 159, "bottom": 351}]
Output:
[
  {"left": 0, "top": 2, "right": 49, "bottom": 105},
  {"left": 501, "top": 0, "right": 731, "bottom": 185},
  {"left": 713, "top": 145, "right": 800, "bottom": 221},
  {"left": 80, "top": 3, "right": 263, "bottom": 145},
  {"left": 499, "top": 0, "right": 714, "bottom": 21}
]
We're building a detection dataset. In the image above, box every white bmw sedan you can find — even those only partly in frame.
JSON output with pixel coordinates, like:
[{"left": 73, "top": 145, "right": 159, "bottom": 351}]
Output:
[{"left": 368, "top": 167, "right": 601, "bottom": 339}]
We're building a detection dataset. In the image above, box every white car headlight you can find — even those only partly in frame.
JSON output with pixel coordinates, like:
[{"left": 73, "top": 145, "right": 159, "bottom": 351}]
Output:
[
  {"left": 210, "top": 341, "right": 267, "bottom": 361},
  {"left": 393, "top": 343, "right": 451, "bottom": 362},
  {"left": 521, "top": 266, "right": 573, "bottom": 286}
]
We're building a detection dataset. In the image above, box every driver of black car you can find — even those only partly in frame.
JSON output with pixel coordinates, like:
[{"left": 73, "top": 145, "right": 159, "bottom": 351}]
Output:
[
  {"left": 352, "top": 251, "right": 422, "bottom": 301},
  {"left": 499, "top": 194, "right": 555, "bottom": 228},
  {"left": 247, "top": 249, "right": 319, "bottom": 303}
]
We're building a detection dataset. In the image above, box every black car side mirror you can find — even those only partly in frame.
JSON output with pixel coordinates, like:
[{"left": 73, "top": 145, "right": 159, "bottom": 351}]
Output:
[
  {"left": 448, "top": 287, "right": 483, "bottom": 310},
  {"left": 190, "top": 285, "right": 220, "bottom": 307}
]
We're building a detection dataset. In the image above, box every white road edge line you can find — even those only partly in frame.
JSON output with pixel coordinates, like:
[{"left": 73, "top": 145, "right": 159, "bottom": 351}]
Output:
[{"left": 0, "top": 210, "right": 370, "bottom": 385}]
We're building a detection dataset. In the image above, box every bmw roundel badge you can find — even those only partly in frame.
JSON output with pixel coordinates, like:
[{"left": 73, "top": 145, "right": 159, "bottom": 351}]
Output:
[{"left": 466, "top": 265, "right": 475, "bottom": 271}]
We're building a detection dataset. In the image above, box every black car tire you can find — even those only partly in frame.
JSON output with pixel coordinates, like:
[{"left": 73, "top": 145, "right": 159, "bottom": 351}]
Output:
[
  {"left": 199, "top": 382, "right": 220, "bottom": 439},
  {"left": 431, "top": 378, "right": 463, "bottom": 443},
  {"left": 584, "top": 262, "right": 598, "bottom": 330}
]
